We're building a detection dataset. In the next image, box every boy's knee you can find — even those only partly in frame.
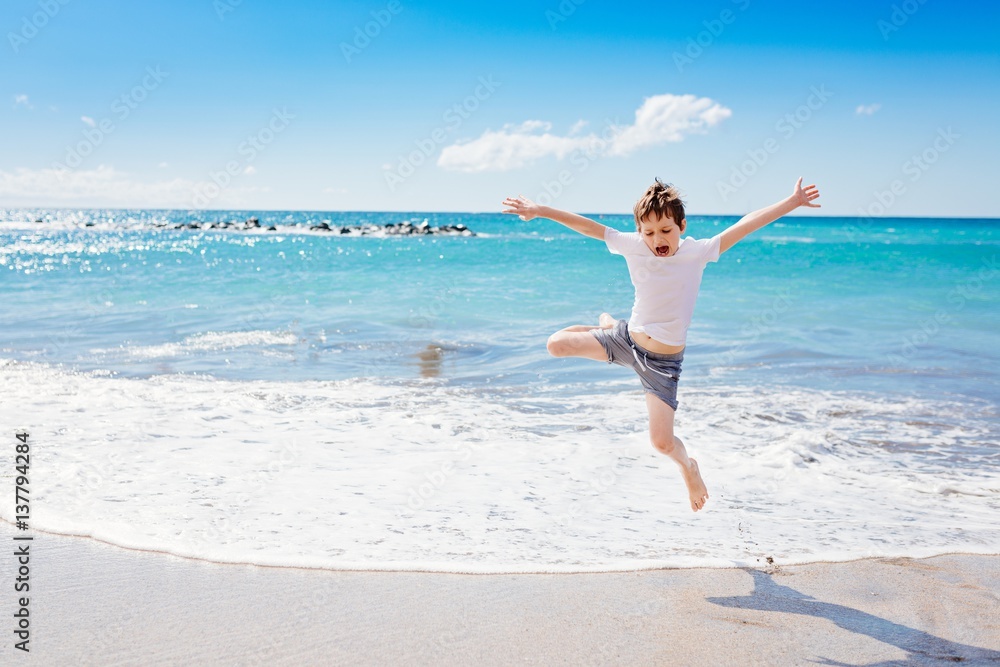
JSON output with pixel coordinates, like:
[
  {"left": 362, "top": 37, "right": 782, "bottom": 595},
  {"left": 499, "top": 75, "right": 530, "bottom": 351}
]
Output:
[
  {"left": 651, "top": 435, "right": 675, "bottom": 455},
  {"left": 546, "top": 334, "right": 566, "bottom": 357}
]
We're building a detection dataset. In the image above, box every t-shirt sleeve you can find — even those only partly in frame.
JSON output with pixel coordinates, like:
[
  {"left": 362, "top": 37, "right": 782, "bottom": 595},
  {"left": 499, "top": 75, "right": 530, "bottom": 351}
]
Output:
[
  {"left": 702, "top": 232, "right": 722, "bottom": 263},
  {"left": 678, "top": 234, "right": 722, "bottom": 263},
  {"left": 604, "top": 226, "right": 647, "bottom": 256}
]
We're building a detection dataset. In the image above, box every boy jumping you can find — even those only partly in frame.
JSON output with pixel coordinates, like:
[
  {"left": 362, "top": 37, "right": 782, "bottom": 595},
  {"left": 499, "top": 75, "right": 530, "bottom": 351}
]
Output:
[{"left": 501, "top": 177, "right": 821, "bottom": 512}]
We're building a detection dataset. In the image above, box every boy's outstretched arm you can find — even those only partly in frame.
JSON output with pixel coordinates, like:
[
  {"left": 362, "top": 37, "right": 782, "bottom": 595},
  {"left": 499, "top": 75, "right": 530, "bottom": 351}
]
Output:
[
  {"left": 501, "top": 194, "right": 607, "bottom": 241},
  {"left": 718, "top": 177, "right": 821, "bottom": 255}
]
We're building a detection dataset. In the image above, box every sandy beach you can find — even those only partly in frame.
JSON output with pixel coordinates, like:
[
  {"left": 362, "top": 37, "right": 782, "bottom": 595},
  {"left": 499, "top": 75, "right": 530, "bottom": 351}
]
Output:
[{"left": 5, "top": 523, "right": 997, "bottom": 666}]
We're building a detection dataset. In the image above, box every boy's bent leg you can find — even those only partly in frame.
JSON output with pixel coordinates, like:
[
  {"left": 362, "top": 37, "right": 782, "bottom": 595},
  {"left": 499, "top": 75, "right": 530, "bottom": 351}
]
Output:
[
  {"left": 546, "top": 314, "right": 617, "bottom": 362},
  {"left": 645, "top": 393, "right": 709, "bottom": 512},
  {"left": 546, "top": 326, "right": 610, "bottom": 362}
]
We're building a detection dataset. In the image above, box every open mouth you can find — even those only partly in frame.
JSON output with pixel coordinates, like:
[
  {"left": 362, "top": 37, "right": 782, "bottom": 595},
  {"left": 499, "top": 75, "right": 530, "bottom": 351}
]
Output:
[{"left": 655, "top": 245, "right": 670, "bottom": 256}]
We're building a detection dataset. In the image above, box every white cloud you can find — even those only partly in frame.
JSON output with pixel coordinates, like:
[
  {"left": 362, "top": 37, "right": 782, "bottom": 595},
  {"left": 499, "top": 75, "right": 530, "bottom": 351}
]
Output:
[
  {"left": 81, "top": 116, "right": 96, "bottom": 127},
  {"left": 13, "top": 94, "right": 32, "bottom": 109},
  {"left": 0, "top": 165, "right": 264, "bottom": 208},
  {"left": 517, "top": 120, "right": 552, "bottom": 133},
  {"left": 323, "top": 186, "right": 348, "bottom": 194},
  {"left": 158, "top": 162, "right": 169, "bottom": 168},
  {"left": 856, "top": 103, "right": 881, "bottom": 116},
  {"left": 437, "top": 120, "right": 603, "bottom": 173},
  {"left": 606, "top": 94, "right": 732, "bottom": 157},
  {"left": 569, "top": 119, "right": 588, "bottom": 135},
  {"left": 437, "top": 94, "right": 731, "bottom": 172},
  {"left": 243, "top": 165, "right": 257, "bottom": 175}
]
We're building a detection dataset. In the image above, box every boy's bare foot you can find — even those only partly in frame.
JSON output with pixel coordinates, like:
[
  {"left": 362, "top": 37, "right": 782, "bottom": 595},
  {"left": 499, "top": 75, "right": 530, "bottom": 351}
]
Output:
[
  {"left": 598, "top": 312, "right": 615, "bottom": 328},
  {"left": 682, "top": 458, "right": 709, "bottom": 512}
]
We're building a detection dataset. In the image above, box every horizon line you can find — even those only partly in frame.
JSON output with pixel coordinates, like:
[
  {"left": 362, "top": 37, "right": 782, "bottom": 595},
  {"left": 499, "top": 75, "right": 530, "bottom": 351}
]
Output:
[{"left": 4, "top": 206, "right": 999, "bottom": 222}]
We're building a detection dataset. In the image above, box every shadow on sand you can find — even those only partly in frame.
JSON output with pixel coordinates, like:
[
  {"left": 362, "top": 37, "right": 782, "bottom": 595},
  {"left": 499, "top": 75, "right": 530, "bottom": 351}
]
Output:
[{"left": 706, "top": 567, "right": 1000, "bottom": 666}]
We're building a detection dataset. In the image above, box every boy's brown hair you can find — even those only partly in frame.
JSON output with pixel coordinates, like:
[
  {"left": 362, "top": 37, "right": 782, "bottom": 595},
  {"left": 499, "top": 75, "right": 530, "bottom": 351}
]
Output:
[{"left": 633, "top": 178, "right": 686, "bottom": 230}]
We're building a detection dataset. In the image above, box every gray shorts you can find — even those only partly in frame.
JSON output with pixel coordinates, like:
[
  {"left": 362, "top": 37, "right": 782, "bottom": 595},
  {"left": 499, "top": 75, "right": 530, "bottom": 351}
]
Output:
[{"left": 590, "top": 318, "right": 684, "bottom": 410}]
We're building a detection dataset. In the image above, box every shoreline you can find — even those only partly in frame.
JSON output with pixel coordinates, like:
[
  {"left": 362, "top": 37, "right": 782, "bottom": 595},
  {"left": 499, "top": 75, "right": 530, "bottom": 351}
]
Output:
[
  {"left": 5, "top": 524, "right": 999, "bottom": 665},
  {"left": 5, "top": 520, "right": 1000, "bottom": 576}
]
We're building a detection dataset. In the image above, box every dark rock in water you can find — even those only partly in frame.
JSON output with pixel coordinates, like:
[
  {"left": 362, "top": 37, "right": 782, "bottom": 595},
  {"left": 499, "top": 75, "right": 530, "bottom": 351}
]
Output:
[
  {"left": 84, "top": 221, "right": 95, "bottom": 227},
  {"left": 161, "top": 217, "right": 476, "bottom": 236},
  {"left": 34, "top": 218, "right": 44, "bottom": 224},
  {"left": 386, "top": 222, "right": 417, "bottom": 235}
]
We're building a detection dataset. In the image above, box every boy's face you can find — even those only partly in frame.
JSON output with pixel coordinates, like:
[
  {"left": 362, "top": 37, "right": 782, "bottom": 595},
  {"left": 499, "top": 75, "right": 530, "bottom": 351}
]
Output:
[{"left": 639, "top": 213, "right": 686, "bottom": 257}]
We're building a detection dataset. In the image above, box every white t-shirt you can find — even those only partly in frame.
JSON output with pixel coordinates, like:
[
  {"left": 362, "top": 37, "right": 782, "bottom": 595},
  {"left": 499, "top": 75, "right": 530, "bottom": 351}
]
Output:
[{"left": 604, "top": 226, "right": 722, "bottom": 346}]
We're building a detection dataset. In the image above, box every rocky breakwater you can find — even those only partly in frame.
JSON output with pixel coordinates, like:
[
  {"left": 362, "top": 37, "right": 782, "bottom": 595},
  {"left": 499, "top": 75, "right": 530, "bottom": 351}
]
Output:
[
  {"left": 308, "top": 219, "right": 474, "bottom": 236},
  {"left": 153, "top": 217, "right": 475, "bottom": 236}
]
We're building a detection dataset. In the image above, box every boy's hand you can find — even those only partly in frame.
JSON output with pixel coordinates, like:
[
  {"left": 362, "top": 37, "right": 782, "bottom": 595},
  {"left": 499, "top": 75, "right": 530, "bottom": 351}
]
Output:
[
  {"left": 719, "top": 177, "right": 822, "bottom": 255},
  {"left": 501, "top": 194, "right": 542, "bottom": 221},
  {"left": 793, "top": 177, "right": 821, "bottom": 208}
]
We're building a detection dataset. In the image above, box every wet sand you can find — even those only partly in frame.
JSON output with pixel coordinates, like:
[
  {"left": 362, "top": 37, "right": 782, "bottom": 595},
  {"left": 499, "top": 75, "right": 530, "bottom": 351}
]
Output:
[{"left": 6, "top": 523, "right": 999, "bottom": 666}]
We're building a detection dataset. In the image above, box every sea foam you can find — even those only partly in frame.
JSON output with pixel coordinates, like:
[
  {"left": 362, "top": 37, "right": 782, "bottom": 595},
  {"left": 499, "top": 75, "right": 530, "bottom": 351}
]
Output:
[{"left": 2, "top": 359, "right": 997, "bottom": 573}]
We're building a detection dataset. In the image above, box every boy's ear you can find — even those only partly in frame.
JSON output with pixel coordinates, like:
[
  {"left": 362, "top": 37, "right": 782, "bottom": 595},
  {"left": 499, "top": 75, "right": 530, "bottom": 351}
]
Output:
[{"left": 678, "top": 217, "right": 687, "bottom": 232}]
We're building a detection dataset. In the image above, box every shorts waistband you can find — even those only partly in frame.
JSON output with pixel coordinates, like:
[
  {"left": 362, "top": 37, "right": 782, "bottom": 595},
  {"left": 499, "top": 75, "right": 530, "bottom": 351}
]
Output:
[{"left": 624, "top": 327, "right": 684, "bottom": 361}]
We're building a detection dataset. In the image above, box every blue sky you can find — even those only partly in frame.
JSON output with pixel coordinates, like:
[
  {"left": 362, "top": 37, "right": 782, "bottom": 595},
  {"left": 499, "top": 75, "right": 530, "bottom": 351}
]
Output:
[{"left": 2, "top": 0, "right": 998, "bottom": 216}]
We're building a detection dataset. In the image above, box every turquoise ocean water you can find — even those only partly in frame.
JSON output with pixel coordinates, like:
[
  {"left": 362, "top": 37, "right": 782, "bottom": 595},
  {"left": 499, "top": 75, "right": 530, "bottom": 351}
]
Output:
[
  {"left": 3, "top": 209, "right": 996, "bottom": 397},
  {"left": 1, "top": 209, "right": 997, "bottom": 572}
]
